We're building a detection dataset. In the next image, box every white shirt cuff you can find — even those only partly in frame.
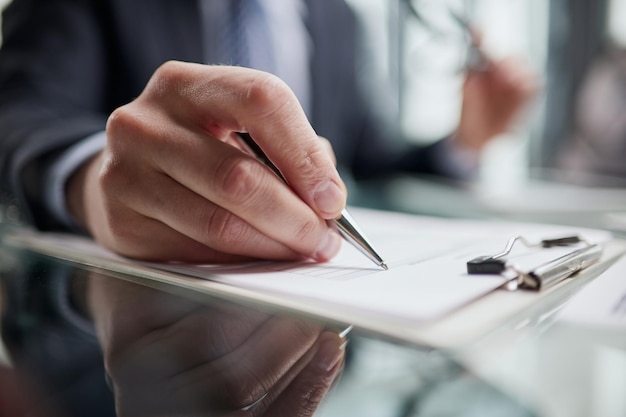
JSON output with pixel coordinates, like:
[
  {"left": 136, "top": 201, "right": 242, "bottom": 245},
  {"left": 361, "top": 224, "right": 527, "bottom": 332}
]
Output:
[{"left": 45, "top": 131, "right": 106, "bottom": 230}]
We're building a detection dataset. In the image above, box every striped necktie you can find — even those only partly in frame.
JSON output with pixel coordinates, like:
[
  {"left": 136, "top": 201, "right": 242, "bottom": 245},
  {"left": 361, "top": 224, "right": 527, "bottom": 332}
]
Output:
[{"left": 221, "top": 0, "right": 275, "bottom": 73}]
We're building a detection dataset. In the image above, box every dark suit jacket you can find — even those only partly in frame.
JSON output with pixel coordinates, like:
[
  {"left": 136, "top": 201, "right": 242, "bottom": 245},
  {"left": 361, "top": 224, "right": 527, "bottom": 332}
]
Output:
[
  {"left": 0, "top": 3, "right": 446, "bottom": 414},
  {"left": 0, "top": 0, "right": 444, "bottom": 230}
]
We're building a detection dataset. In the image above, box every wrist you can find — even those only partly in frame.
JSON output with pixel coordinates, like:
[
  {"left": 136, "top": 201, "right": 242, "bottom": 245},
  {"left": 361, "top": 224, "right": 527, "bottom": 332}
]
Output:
[{"left": 66, "top": 152, "right": 101, "bottom": 231}]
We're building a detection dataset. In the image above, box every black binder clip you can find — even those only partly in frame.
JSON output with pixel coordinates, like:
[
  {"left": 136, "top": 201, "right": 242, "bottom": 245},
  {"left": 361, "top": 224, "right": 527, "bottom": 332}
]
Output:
[{"left": 467, "top": 235, "right": 602, "bottom": 291}]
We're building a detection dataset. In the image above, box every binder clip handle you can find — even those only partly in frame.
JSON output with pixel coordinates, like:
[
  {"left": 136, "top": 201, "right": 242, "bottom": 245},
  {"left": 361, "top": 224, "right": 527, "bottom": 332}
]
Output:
[
  {"left": 541, "top": 236, "right": 584, "bottom": 248},
  {"left": 467, "top": 255, "right": 507, "bottom": 275},
  {"left": 466, "top": 234, "right": 590, "bottom": 276}
]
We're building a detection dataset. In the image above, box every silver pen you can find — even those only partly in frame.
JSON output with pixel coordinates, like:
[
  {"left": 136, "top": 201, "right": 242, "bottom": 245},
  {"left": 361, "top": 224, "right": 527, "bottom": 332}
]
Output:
[{"left": 237, "top": 133, "right": 388, "bottom": 270}]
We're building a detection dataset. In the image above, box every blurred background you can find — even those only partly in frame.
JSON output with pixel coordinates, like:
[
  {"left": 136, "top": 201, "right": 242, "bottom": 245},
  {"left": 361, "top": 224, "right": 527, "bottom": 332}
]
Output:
[
  {"left": 347, "top": 0, "right": 626, "bottom": 188},
  {"left": 1, "top": 0, "right": 626, "bottom": 217},
  {"left": 344, "top": 0, "right": 626, "bottom": 232}
]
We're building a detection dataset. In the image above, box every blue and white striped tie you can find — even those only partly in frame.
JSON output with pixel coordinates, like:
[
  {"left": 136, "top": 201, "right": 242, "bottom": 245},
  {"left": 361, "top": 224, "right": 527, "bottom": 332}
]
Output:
[{"left": 221, "top": 0, "right": 275, "bottom": 74}]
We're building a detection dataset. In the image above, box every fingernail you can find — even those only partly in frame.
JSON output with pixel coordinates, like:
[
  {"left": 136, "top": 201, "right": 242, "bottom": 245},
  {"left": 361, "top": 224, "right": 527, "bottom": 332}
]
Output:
[
  {"left": 313, "top": 180, "right": 345, "bottom": 217},
  {"left": 314, "top": 231, "right": 342, "bottom": 261},
  {"left": 315, "top": 337, "right": 346, "bottom": 372}
]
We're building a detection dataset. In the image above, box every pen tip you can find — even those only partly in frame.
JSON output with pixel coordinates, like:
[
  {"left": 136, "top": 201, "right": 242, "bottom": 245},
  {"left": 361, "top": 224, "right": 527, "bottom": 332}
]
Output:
[{"left": 381, "top": 262, "right": 388, "bottom": 271}]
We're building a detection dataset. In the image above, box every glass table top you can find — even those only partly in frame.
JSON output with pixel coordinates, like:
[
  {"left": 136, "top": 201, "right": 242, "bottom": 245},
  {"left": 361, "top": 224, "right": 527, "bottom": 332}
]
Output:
[
  {"left": 1, "top": 224, "right": 624, "bottom": 417},
  {"left": 1, "top": 175, "right": 626, "bottom": 417}
]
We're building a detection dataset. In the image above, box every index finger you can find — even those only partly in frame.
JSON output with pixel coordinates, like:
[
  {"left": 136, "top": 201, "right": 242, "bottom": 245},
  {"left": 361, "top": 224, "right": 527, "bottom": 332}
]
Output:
[{"left": 144, "top": 62, "right": 347, "bottom": 220}]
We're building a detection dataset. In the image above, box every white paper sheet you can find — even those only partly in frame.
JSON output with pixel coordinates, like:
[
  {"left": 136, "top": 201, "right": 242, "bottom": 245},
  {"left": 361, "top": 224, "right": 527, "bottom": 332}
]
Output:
[
  {"left": 154, "top": 210, "right": 613, "bottom": 321},
  {"left": 6, "top": 208, "right": 613, "bottom": 323}
]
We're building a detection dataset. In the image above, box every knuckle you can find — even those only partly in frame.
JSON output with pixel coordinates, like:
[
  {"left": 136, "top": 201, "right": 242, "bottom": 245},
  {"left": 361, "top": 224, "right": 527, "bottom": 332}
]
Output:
[
  {"left": 156, "top": 60, "right": 184, "bottom": 75},
  {"left": 149, "top": 60, "right": 187, "bottom": 97},
  {"left": 106, "top": 104, "right": 153, "bottom": 150},
  {"left": 216, "top": 155, "right": 264, "bottom": 205},
  {"left": 294, "top": 146, "right": 327, "bottom": 178},
  {"left": 106, "top": 106, "right": 136, "bottom": 141},
  {"left": 293, "top": 216, "right": 321, "bottom": 246},
  {"left": 244, "top": 72, "right": 293, "bottom": 117},
  {"left": 204, "top": 207, "right": 248, "bottom": 247}
]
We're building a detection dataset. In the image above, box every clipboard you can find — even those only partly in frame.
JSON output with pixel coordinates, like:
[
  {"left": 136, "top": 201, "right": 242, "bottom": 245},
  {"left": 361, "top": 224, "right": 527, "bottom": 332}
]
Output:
[
  {"left": 466, "top": 235, "right": 603, "bottom": 291},
  {"left": 3, "top": 208, "right": 625, "bottom": 349}
]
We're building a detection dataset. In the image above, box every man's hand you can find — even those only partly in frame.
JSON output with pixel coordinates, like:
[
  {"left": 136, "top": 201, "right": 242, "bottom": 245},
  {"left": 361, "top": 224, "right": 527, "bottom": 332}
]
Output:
[
  {"left": 456, "top": 55, "right": 539, "bottom": 150},
  {"left": 67, "top": 62, "right": 346, "bottom": 263},
  {"left": 88, "top": 274, "right": 346, "bottom": 417}
]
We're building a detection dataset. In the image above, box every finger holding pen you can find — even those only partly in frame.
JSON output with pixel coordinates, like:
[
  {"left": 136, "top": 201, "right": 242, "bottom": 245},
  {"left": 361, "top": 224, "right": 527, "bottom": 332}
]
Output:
[
  {"left": 162, "top": 63, "right": 348, "bottom": 221},
  {"left": 237, "top": 132, "right": 387, "bottom": 270},
  {"left": 69, "top": 63, "right": 347, "bottom": 263}
]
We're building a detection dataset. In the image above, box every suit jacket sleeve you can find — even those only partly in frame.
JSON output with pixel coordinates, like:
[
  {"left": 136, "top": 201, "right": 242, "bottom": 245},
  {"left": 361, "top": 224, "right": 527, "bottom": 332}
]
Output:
[
  {"left": 0, "top": 0, "right": 204, "bottom": 230},
  {"left": 0, "top": 0, "right": 114, "bottom": 230}
]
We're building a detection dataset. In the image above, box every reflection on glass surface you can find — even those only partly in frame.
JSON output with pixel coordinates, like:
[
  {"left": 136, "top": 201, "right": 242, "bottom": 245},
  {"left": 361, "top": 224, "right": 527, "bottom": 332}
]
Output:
[
  {"left": 1, "top": 226, "right": 625, "bottom": 417},
  {"left": 89, "top": 274, "right": 349, "bottom": 416},
  {"left": 0, "top": 237, "right": 547, "bottom": 417},
  {"left": 0, "top": 247, "right": 348, "bottom": 416}
]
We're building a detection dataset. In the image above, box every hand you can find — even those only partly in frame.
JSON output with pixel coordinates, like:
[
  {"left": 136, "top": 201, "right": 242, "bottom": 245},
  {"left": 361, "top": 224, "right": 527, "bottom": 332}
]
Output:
[
  {"left": 67, "top": 62, "right": 346, "bottom": 263},
  {"left": 0, "top": 367, "right": 58, "bottom": 417},
  {"left": 87, "top": 274, "right": 347, "bottom": 417},
  {"left": 456, "top": 54, "right": 539, "bottom": 150}
]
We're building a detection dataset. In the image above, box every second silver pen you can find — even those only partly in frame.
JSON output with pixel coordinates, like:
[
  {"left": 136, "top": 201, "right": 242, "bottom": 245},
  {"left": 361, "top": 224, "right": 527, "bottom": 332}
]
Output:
[{"left": 236, "top": 132, "right": 388, "bottom": 270}]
